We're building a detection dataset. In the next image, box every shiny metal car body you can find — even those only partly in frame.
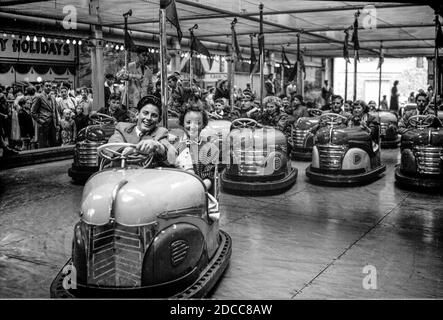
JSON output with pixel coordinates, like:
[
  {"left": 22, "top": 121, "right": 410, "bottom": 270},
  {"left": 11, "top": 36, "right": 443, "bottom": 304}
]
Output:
[
  {"left": 306, "top": 113, "right": 386, "bottom": 186},
  {"left": 289, "top": 112, "right": 322, "bottom": 161},
  {"left": 395, "top": 115, "right": 443, "bottom": 188},
  {"left": 369, "top": 110, "right": 400, "bottom": 148},
  {"left": 51, "top": 145, "right": 231, "bottom": 298},
  {"left": 68, "top": 121, "right": 116, "bottom": 183},
  {"left": 221, "top": 119, "right": 297, "bottom": 194}
]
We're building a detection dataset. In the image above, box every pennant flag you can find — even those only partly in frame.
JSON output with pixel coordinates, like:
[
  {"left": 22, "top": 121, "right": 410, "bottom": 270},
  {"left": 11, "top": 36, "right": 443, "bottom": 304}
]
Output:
[
  {"left": 351, "top": 13, "right": 360, "bottom": 61},
  {"left": 436, "top": 16, "right": 443, "bottom": 48},
  {"left": 160, "top": 0, "right": 183, "bottom": 43},
  {"left": 250, "top": 40, "right": 258, "bottom": 74},
  {"left": 232, "top": 23, "right": 243, "bottom": 61},
  {"left": 190, "top": 31, "right": 213, "bottom": 70},
  {"left": 343, "top": 28, "right": 350, "bottom": 64},
  {"left": 299, "top": 51, "right": 306, "bottom": 80},
  {"left": 124, "top": 29, "right": 137, "bottom": 52},
  {"left": 281, "top": 46, "right": 291, "bottom": 67},
  {"left": 377, "top": 48, "right": 384, "bottom": 70}
]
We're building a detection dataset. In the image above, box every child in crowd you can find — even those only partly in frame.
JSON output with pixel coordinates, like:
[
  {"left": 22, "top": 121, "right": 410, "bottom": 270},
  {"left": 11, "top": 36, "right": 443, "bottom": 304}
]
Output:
[
  {"left": 17, "top": 97, "right": 34, "bottom": 150},
  {"left": 60, "top": 109, "right": 77, "bottom": 145}
]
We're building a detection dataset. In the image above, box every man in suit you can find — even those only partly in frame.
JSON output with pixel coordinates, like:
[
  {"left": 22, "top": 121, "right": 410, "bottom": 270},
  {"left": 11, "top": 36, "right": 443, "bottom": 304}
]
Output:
[
  {"left": 116, "top": 47, "right": 154, "bottom": 110},
  {"left": 31, "top": 81, "right": 60, "bottom": 148},
  {"left": 104, "top": 73, "right": 115, "bottom": 109}
]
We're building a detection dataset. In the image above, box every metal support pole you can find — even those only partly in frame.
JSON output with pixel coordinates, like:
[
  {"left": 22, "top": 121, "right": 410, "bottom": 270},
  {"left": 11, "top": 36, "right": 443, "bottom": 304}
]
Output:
[
  {"left": 159, "top": 8, "right": 168, "bottom": 128},
  {"left": 230, "top": 19, "right": 237, "bottom": 111},
  {"left": 123, "top": 10, "right": 132, "bottom": 110},
  {"left": 280, "top": 62, "right": 284, "bottom": 95},
  {"left": 259, "top": 3, "right": 264, "bottom": 112},
  {"left": 378, "top": 42, "right": 383, "bottom": 109},
  {"left": 344, "top": 60, "right": 348, "bottom": 102},
  {"left": 434, "top": 14, "right": 440, "bottom": 114},
  {"left": 353, "top": 52, "right": 358, "bottom": 101}
]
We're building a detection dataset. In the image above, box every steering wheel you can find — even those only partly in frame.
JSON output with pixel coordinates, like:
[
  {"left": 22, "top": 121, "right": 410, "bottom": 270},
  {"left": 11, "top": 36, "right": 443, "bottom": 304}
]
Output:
[
  {"left": 97, "top": 142, "right": 154, "bottom": 169},
  {"left": 408, "top": 115, "right": 436, "bottom": 129},
  {"left": 231, "top": 118, "right": 259, "bottom": 129},
  {"left": 308, "top": 108, "right": 323, "bottom": 117},
  {"left": 89, "top": 113, "right": 117, "bottom": 125},
  {"left": 319, "top": 113, "right": 348, "bottom": 125}
]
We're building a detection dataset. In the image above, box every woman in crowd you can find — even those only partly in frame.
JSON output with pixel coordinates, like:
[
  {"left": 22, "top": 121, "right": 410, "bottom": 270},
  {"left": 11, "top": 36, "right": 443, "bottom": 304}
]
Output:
[{"left": 349, "top": 99, "right": 379, "bottom": 141}]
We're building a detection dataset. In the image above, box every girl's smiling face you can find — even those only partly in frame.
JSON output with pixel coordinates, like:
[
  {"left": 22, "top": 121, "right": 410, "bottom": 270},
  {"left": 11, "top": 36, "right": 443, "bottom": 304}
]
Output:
[{"left": 184, "top": 111, "right": 204, "bottom": 140}]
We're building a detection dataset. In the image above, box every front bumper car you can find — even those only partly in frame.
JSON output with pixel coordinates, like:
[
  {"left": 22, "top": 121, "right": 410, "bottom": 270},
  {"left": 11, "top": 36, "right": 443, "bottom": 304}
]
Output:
[
  {"left": 394, "top": 124, "right": 443, "bottom": 188},
  {"left": 306, "top": 125, "right": 386, "bottom": 186},
  {"left": 51, "top": 167, "right": 231, "bottom": 298},
  {"left": 221, "top": 124, "right": 297, "bottom": 194}
]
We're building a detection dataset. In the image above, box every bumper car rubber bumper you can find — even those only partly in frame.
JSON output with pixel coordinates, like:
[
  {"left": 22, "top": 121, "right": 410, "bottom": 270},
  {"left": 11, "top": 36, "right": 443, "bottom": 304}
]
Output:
[
  {"left": 291, "top": 149, "right": 312, "bottom": 161},
  {"left": 50, "top": 230, "right": 231, "bottom": 299},
  {"left": 221, "top": 168, "right": 298, "bottom": 194},
  {"left": 306, "top": 164, "right": 386, "bottom": 186},
  {"left": 381, "top": 135, "right": 400, "bottom": 148},
  {"left": 68, "top": 165, "right": 99, "bottom": 183},
  {"left": 395, "top": 167, "right": 443, "bottom": 188}
]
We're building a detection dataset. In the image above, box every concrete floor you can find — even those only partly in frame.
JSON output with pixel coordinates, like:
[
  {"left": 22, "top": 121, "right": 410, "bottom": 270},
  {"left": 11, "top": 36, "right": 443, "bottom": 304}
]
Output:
[{"left": 0, "top": 149, "right": 442, "bottom": 299}]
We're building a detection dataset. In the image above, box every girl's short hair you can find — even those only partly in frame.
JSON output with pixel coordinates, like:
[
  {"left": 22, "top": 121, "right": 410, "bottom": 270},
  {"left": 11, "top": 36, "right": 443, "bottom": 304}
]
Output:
[{"left": 179, "top": 100, "right": 209, "bottom": 129}]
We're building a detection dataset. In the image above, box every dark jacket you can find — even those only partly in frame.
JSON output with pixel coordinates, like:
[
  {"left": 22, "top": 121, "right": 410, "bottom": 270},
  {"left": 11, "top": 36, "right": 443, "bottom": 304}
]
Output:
[
  {"left": 107, "top": 122, "right": 175, "bottom": 166},
  {"left": 31, "top": 92, "right": 59, "bottom": 127}
]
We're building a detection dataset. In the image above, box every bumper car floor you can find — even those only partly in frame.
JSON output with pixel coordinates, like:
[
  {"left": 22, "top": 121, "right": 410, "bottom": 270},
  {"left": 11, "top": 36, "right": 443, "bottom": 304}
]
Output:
[{"left": 0, "top": 149, "right": 442, "bottom": 299}]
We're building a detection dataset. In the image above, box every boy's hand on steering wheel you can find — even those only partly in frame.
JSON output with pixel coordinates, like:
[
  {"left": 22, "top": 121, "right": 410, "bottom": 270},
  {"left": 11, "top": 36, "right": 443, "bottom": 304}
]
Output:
[
  {"left": 122, "top": 146, "right": 136, "bottom": 156},
  {"left": 136, "top": 140, "right": 163, "bottom": 155}
]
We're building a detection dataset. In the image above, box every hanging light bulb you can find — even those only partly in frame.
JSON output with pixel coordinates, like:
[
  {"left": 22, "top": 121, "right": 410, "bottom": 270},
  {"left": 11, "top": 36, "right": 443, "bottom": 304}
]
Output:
[
  {"left": 26, "top": 35, "right": 30, "bottom": 41},
  {"left": 33, "top": 36, "right": 37, "bottom": 42},
  {"left": 78, "top": 40, "right": 82, "bottom": 45},
  {"left": 120, "top": 45, "right": 125, "bottom": 51},
  {"left": 11, "top": 34, "right": 15, "bottom": 38},
  {"left": 41, "top": 36, "right": 46, "bottom": 42},
  {"left": 73, "top": 39, "right": 77, "bottom": 45},
  {"left": 105, "top": 43, "right": 109, "bottom": 48},
  {"left": 2, "top": 33, "right": 6, "bottom": 37},
  {"left": 66, "top": 39, "right": 70, "bottom": 44}
]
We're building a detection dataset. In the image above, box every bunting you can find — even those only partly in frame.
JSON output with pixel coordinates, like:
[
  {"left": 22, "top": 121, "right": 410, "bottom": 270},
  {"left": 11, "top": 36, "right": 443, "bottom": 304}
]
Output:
[
  {"left": 124, "top": 29, "right": 137, "bottom": 52},
  {"left": 232, "top": 22, "right": 243, "bottom": 61},
  {"left": 281, "top": 46, "right": 291, "bottom": 67},
  {"left": 250, "top": 40, "right": 258, "bottom": 74},
  {"left": 377, "top": 48, "right": 384, "bottom": 70},
  {"left": 160, "top": 0, "right": 183, "bottom": 43},
  {"left": 343, "top": 28, "right": 350, "bottom": 64},
  {"left": 190, "top": 31, "right": 213, "bottom": 70},
  {"left": 351, "top": 13, "right": 360, "bottom": 61}
]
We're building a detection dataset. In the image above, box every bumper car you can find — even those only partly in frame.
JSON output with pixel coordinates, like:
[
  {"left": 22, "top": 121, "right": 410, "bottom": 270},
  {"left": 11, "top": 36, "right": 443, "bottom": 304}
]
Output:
[
  {"left": 221, "top": 118, "right": 298, "bottom": 194},
  {"left": 395, "top": 114, "right": 443, "bottom": 188},
  {"left": 68, "top": 113, "right": 116, "bottom": 183},
  {"left": 369, "top": 110, "right": 400, "bottom": 148},
  {"left": 51, "top": 142, "right": 231, "bottom": 298},
  {"left": 289, "top": 108, "right": 323, "bottom": 161},
  {"left": 306, "top": 113, "right": 386, "bottom": 186}
]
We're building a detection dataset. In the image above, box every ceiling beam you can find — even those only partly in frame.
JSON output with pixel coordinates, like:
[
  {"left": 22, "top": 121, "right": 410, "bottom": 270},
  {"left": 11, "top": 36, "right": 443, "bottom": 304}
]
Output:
[
  {"left": 197, "top": 23, "right": 434, "bottom": 38},
  {"left": 0, "top": 0, "right": 51, "bottom": 6},
  {"left": 104, "top": 3, "right": 422, "bottom": 27}
]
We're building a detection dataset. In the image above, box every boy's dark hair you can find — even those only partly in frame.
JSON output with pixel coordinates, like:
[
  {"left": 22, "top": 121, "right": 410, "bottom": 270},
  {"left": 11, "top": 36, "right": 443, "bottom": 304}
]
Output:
[
  {"left": 178, "top": 100, "right": 209, "bottom": 130},
  {"left": 108, "top": 93, "right": 121, "bottom": 102},
  {"left": 136, "top": 94, "right": 162, "bottom": 118},
  {"left": 332, "top": 94, "right": 344, "bottom": 103}
]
